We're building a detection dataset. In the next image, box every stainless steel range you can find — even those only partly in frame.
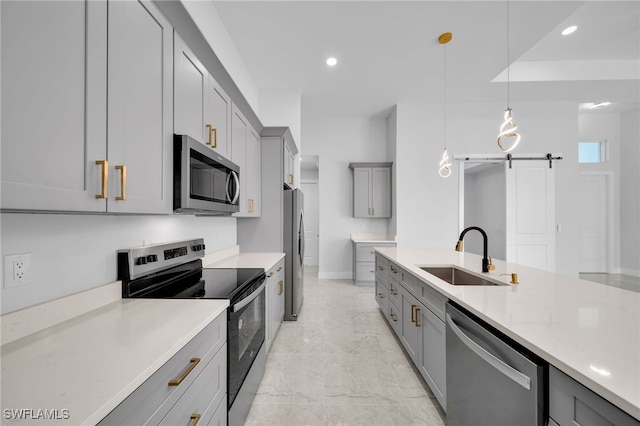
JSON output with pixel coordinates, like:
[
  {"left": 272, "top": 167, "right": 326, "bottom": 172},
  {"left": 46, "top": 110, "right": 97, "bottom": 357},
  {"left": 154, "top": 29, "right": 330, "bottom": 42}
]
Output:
[{"left": 118, "top": 239, "right": 267, "bottom": 426}]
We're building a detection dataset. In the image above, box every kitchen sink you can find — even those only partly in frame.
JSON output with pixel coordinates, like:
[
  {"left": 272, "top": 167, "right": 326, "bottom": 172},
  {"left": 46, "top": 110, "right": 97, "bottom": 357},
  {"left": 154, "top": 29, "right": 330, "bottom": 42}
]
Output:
[{"left": 420, "top": 266, "right": 506, "bottom": 286}]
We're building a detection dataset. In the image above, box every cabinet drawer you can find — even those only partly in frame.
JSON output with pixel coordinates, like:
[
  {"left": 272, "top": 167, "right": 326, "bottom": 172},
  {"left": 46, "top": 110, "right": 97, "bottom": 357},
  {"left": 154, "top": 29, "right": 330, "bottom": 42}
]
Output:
[
  {"left": 399, "top": 268, "right": 418, "bottom": 295},
  {"left": 549, "top": 366, "right": 638, "bottom": 426},
  {"left": 389, "top": 261, "right": 400, "bottom": 283},
  {"left": 99, "top": 314, "right": 226, "bottom": 425},
  {"left": 356, "top": 261, "right": 376, "bottom": 282},
  {"left": 157, "top": 347, "right": 226, "bottom": 425},
  {"left": 375, "top": 254, "right": 389, "bottom": 282},
  {"left": 388, "top": 279, "right": 400, "bottom": 307},
  {"left": 417, "top": 282, "right": 448, "bottom": 322},
  {"left": 387, "top": 299, "right": 401, "bottom": 335},
  {"left": 375, "top": 278, "right": 389, "bottom": 312},
  {"left": 355, "top": 244, "right": 377, "bottom": 261}
]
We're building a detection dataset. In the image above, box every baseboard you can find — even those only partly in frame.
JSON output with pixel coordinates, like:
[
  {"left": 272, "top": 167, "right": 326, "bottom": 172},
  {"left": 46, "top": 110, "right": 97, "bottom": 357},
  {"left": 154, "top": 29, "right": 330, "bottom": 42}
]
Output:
[{"left": 619, "top": 267, "right": 640, "bottom": 278}]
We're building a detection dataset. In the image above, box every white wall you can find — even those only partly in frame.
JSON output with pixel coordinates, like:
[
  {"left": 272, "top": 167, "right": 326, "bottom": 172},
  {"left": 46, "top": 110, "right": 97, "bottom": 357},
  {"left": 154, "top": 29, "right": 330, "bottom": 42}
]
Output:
[
  {"left": 395, "top": 100, "right": 580, "bottom": 276},
  {"left": 301, "top": 116, "right": 391, "bottom": 279},
  {"left": 181, "top": 0, "right": 260, "bottom": 115},
  {"left": 0, "top": 214, "right": 236, "bottom": 314},
  {"left": 619, "top": 108, "right": 640, "bottom": 275},
  {"left": 260, "top": 91, "right": 302, "bottom": 151}
]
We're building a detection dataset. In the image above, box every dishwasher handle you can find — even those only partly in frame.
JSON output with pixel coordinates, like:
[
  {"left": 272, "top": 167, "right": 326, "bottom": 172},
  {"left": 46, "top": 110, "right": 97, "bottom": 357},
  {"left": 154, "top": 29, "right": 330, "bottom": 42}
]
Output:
[{"left": 446, "top": 313, "right": 531, "bottom": 390}]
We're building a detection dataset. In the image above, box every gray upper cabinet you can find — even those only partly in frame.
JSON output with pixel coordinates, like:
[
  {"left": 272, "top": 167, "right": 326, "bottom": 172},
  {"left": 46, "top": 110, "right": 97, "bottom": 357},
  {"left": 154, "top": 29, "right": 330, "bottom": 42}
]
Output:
[
  {"left": 349, "top": 163, "right": 392, "bottom": 218},
  {"left": 231, "top": 105, "right": 261, "bottom": 217},
  {"left": 1, "top": 0, "right": 107, "bottom": 212},
  {"left": 206, "top": 78, "right": 232, "bottom": 159},
  {"left": 107, "top": 0, "right": 173, "bottom": 214},
  {"left": 1, "top": 0, "right": 173, "bottom": 214},
  {"left": 173, "top": 32, "right": 206, "bottom": 143},
  {"left": 174, "top": 32, "right": 231, "bottom": 159}
]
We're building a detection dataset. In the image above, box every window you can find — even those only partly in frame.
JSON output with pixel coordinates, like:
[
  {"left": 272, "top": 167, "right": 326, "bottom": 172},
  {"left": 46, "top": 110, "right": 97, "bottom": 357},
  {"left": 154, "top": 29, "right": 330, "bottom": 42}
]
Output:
[{"left": 578, "top": 141, "right": 606, "bottom": 163}]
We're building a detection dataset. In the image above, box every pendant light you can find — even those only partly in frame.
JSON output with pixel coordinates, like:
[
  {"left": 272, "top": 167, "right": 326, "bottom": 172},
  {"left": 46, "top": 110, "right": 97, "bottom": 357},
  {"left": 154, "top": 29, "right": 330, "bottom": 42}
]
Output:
[
  {"left": 438, "top": 32, "right": 452, "bottom": 178},
  {"left": 497, "top": 0, "right": 521, "bottom": 153}
]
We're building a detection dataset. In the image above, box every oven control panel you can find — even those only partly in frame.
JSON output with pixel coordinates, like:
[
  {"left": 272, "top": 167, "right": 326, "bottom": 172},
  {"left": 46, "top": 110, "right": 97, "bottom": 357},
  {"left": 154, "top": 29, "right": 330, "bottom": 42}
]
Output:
[{"left": 118, "top": 238, "right": 205, "bottom": 281}]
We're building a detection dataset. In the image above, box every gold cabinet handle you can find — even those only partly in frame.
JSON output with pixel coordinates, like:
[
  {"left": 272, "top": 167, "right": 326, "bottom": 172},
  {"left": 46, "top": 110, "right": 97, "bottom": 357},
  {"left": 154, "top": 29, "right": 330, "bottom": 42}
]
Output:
[
  {"left": 411, "top": 305, "right": 416, "bottom": 323},
  {"left": 206, "top": 124, "right": 217, "bottom": 148},
  {"left": 189, "top": 414, "right": 201, "bottom": 426},
  {"left": 378, "top": 266, "right": 384, "bottom": 271},
  {"left": 415, "top": 308, "right": 421, "bottom": 327},
  {"left": 267, "top": 272, "right": 274, "bottom": 277},
  {"left": 115, "top": 165, "right": 126, "bottom": 201},
  {"left": 289, "top": 173, "right": 294, "bottom": 184},
  {"left": 168, "top": 358, "right": 200, "bottom": 386},
  {"left": 390, "top": 312, "right": 397, "bottom": 322},
  {"left": 248, "top": 198, "right": 254, "bottom": 213},
  {"left": 277, "top": 267, "right": 282, "bottom": 272},
  {"left": 95, "top": 160, "right": 108, "bottom": 199},
  {"left": 390, "top": 287, "right": 397, "bottom": 296},
  {"left": 378, "top": 292, "right": 384, "bottom": 299},
  {"left": 278, "top": 280, "right": 284, "bottom": 295}
]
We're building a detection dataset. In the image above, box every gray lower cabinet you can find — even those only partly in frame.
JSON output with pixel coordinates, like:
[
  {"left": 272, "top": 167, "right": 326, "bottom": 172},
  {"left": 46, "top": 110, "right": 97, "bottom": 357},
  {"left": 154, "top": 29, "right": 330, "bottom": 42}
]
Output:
[
  {"left": 266, "top": 258, "right": 285, "bottom": 352},
  {"left": 376, "top": 259, "right": 447, "bottom": 411},
  {"left": 549, "top": 366, "right": 639, "bottom": 426},
  {"left": 353, "top": 242, "right": 396, "bottom": 285},
  {"left": 99, "top": 313, "right": 227, "bottom": 426}
]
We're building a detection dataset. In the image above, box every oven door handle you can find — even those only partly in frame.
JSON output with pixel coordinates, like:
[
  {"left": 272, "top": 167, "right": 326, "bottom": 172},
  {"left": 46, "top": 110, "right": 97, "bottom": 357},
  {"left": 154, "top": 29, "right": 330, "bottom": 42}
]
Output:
[{"left": 230, "top": 281, "right": 265, "bottom": 313}]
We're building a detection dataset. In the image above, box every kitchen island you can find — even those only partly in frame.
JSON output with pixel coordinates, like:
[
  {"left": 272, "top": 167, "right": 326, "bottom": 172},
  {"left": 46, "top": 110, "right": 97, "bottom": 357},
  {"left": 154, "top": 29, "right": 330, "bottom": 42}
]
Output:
[{"left": 375, "top": 247, "right": 640, "bottom": 422}]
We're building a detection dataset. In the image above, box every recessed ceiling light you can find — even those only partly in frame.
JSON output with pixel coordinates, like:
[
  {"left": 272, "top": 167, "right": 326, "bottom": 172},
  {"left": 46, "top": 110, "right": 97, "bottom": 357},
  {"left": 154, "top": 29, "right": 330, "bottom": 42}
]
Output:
[
  {"left": 590, "top": 102, "right": 611, "bottom": 109},
  {"left": 561, "top": 25, "right": 577, "bottom": 36},
  {"left": 326, "top": 57, "right": 337, "bottom": 67}
]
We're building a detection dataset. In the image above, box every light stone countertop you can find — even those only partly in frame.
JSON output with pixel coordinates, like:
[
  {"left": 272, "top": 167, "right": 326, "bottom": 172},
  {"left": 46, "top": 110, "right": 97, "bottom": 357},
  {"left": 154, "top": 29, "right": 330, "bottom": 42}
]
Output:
[
  {"left": 375, "top": 246, "right": 640, "bottom": 421},
  {"left": 203, "top": 249, "right": 285, "bottom": 271},
  {"left": 0, "top": 292, "right": 228, "bottom": 425},
  {"left": 350, "top": 234, "right": 397, "bottom": 244}
]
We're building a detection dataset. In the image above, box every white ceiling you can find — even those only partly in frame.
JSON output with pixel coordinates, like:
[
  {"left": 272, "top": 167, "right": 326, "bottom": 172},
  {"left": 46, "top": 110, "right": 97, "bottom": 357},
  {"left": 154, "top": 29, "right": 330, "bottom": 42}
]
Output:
[{"left": 213, "top": 0, "right": 640, "bottom": 119}]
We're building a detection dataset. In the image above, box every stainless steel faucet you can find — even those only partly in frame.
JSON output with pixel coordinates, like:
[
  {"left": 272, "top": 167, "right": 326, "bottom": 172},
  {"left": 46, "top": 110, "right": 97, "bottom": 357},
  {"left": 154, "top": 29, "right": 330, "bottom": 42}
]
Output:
[{"left": 455, "top": 226, "right": 495, "bottom": 273}]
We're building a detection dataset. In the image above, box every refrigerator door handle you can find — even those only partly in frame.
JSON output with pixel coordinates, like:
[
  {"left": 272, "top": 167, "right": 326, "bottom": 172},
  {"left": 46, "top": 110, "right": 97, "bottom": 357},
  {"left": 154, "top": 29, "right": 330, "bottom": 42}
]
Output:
[
  {"left": 299, "top": 210, "right": 305, "bottom": 264},
  {"left": 446, "top": 313, "right": 531, "bottom": 390}
]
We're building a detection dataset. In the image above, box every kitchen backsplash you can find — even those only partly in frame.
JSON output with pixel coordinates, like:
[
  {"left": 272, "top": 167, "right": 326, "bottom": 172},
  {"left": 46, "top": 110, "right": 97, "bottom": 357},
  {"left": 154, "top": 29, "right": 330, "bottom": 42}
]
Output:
[{"left": 0, "top": 213, "right": 237, "bottom": 314}]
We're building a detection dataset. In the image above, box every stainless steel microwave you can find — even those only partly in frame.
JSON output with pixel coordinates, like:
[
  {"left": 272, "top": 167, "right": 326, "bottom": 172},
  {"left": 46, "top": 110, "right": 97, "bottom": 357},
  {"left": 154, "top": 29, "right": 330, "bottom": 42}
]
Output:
[{"left": 174, "top": 134, "right": 240, "bottom": 215}]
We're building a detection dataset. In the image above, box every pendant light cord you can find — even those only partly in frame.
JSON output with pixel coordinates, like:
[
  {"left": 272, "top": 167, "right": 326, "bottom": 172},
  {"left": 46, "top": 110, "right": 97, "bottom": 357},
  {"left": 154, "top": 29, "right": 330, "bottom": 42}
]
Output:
[
  {"left": 507, "top": 0, "right": 511, "bottom": 108},
  {"left": 444, "top": 42, "right": 447, "bottom": 150}
]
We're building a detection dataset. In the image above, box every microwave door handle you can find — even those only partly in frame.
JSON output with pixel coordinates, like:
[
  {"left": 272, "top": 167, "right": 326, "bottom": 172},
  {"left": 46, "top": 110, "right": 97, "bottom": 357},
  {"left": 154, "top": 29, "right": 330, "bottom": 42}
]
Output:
[
  {"left": 230, "top": 171, "right": 240, "bottom": 204},
  {"left": 225, "top": 173, "right": 232, "bottom": 203}
]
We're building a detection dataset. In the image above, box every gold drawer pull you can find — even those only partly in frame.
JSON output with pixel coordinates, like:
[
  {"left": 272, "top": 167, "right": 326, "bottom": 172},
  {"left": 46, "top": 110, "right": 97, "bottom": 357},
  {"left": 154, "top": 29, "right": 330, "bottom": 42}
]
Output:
[
  {"left": 278, "top": 280, "right": 284, "bottom": 295},
  {"left": 411, "top": 305, "right": 416, "bottom": 323},
  {"left": 115, "top": 165, "right": 126, "bottom": 201},
  {"left": 189, "top": 413, "right": 201, "bottom": 426},
  {"left": 95, "top": 160, "right": 108, "bottom": 199},
  {"left": 415, "top": 308, "right": 421, "bottom": 327},
  {"left": 289, "top": 173, "right": 294, "bottom": 184},
  {"left": 268, "top": 272, "right": 274, "bottom": 277},
  {"left": 277, "top": 267, "right": 283, "bottom": 272},
  {"left": 206, "top": 124, "right": 217, "bottom": 148},
  {"left": 390, "top": 313, "right": 397, "bottom": 322},
  {"left": 378, "top": 293, "right": 384, "bottom": 299},
  {"left": 378, "top": 266, "right": 384, "bottom": 271},
  {"left": 168, "top": 357, "right": 200, "bottom": 386}
]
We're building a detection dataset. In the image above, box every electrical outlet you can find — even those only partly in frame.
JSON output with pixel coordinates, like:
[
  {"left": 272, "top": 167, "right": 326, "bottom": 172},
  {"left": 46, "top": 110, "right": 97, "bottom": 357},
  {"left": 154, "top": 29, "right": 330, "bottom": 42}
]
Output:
[{"left": 3, "top": 253, "right": 32, "bottom": 288}]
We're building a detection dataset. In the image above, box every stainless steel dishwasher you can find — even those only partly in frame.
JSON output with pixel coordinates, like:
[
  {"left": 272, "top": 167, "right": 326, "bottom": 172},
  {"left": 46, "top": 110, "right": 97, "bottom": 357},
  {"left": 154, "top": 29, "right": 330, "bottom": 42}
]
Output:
[{"left": 446, "top": 302, "right": 546, "bottom": 426}]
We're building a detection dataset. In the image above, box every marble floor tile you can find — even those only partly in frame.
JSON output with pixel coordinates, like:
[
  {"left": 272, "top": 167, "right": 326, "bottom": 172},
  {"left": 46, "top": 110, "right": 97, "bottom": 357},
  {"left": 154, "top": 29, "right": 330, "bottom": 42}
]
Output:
[{"left": 246, "top": 268, "right": 447, "bottom": 425}]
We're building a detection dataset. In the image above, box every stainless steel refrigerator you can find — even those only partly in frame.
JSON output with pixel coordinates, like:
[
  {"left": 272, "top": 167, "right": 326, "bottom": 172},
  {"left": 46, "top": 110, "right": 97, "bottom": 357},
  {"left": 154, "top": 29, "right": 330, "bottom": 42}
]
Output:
[{"left": 283, "top": 188, "right": 304, "bottom": 320}]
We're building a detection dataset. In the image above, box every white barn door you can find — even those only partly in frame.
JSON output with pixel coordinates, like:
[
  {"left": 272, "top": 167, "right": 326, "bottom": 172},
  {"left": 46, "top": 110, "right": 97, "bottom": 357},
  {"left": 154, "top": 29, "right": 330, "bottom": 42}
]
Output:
[{"left": 506, "top": 160, "right": 556, "bottom": 272}]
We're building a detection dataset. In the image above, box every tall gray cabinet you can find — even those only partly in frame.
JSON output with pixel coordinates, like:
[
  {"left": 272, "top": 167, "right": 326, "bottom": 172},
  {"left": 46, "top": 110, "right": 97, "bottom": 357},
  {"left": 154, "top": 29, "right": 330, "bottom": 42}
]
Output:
[{"left": 237, "top": 127, "right": 297, "bottom": 251}]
